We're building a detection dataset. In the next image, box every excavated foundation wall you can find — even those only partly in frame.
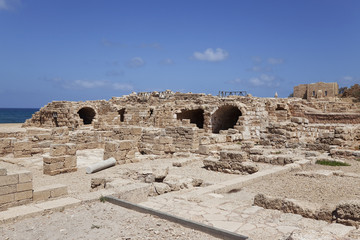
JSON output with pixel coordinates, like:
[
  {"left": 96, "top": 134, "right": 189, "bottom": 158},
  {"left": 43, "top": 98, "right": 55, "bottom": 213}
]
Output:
[{"left": 21, "top": 91, "right": 360, "bottom": 146}]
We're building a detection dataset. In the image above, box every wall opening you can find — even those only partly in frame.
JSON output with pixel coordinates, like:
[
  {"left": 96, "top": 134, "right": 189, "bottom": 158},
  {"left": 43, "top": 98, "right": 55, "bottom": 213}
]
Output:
[
  {"left": 211, "top": 105, "right": 241, "bottom": 133},
  {"left": 176, "top": 109, "right": 204, "bottom": 128},
  {"left": 77, "top": 107, "right": 96, "bottom": 125},
  {"left": 118, "top": 108, "right": 126, "bottom": 122}
]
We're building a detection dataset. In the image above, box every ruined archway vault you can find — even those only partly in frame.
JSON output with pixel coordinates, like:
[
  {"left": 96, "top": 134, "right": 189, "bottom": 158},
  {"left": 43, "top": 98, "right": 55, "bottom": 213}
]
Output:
[
  {"left": 77, "top": 107, "right": 96, "bottom": 125},
  {"left": 176, "top": 109, "right": 204, "bottom": 128},
  {"left": 211, "top": 105, "right": 242, "bottom": 133}
]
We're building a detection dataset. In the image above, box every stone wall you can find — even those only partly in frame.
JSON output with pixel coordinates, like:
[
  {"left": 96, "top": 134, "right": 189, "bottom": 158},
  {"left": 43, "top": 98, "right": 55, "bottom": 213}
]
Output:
[
  {"left": 0, "top": 169, "right": 33, "bottom": 210},
  {"left": 22, "top": 91, "right": 360, "bottom": 145},
  {"left": 43, "top": 143, "right": 77, "bottom": 175}
]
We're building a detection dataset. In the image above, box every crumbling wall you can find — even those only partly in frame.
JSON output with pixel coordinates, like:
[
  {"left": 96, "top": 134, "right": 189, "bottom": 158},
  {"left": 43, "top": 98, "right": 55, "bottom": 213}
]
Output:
[
  {"left": 43, "top": 143, "right": 77, "bottom": 176},
  {"left": 0, "top": 169, "right": 33, "bottom": 210}
]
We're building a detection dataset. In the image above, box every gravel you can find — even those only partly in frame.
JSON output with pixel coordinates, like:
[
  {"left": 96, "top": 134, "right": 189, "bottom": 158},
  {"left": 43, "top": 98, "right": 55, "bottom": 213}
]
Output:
[{"left": 0, "top": 201, "right": 220, "bottom": 240}]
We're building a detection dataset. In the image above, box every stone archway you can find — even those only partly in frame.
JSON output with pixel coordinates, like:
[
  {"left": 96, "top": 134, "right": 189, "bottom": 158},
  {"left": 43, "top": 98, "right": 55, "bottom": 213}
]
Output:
[
  {"left": 211, "top": 105, "right": 242, "bottom": 133},
  {"left": 176, "top": 109, "right": 204, "bottom": 128},
  {"left": 77, "top": 107, "right": 96, "bottom": 125}
]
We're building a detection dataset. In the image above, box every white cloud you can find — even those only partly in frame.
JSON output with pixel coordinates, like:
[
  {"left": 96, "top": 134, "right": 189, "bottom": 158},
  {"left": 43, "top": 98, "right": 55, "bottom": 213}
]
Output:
[
  {"left": 342, "top": 76, "right": 353, "bottom": 81},
  {"left": 227, "top": 78, "right": 242, "bottom": 84},
  {"left": 51, "top": 78, "right": 133, "bottom": 91},
  {"left": 268, "top": 58, "right": 284, "bottom": 65},
  {"left": 247, "top": 66, "right": 272, "bottom": 73},
  {"left": 252, "top": 56, "right": 262, "bottom": 63},
  {"left": 160, "top": 58, "right": 174, "bottom": 65},
  {"left": 249, "top": 74, "right": 276, "bottom": 86},
  {"left": 339, "top": 76, "right": 359, "bottom": 85},
  {"left": 112, "top": 83, "right": 133, "bottom": 90},
  {"left": 126, "top": 57, "right": 145, "bottom": 68},
  {"left": 193, "top": 48, "right": 229, "bottom": 62},
  {"left": 73, "top": 80, "right": 107, "bottom": 88},
  {"left": 0, "top": 0, "right": 8, "bottom": 10},
  {"left": 0, "top": 0, "right": 20, "bottom": 10},
  {"left": 139, "top": 43, "right": 162, "bottom": 49},
  {"left": 101, "top": 39, "right": 127, "bottom": 48},
  {"left": 106, "top": 70, "right": 124, "bottom": 77}
]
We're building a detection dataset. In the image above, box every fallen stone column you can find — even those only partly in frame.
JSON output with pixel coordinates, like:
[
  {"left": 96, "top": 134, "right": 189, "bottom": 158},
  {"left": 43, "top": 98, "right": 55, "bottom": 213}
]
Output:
[{"left": 86, "top": 157, "right": 116, "bottom": 174}]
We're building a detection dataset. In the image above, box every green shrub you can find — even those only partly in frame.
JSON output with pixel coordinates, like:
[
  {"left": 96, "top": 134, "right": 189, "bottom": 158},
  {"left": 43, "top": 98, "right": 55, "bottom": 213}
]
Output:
[
  {"left": 99, "top": 195, "right": 106, "bottom": 203},
  {"left": 315, "top": 160, "right": 350, "bottom": 166}
]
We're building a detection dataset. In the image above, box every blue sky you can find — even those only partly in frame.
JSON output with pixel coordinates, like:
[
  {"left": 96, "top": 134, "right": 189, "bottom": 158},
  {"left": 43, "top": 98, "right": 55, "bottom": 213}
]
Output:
[{"left": 1, "top": 0, "right": 359, "bottom": 107}]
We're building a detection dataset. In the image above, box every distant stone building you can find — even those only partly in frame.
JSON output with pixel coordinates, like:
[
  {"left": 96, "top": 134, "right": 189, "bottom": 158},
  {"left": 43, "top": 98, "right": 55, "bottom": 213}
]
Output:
[{"left": 293, "top": 82, "right": 339, "bottom": 100}]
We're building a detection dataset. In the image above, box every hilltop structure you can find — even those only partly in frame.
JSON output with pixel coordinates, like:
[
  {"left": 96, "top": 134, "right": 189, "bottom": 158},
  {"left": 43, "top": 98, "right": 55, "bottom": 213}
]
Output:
[{"left": 293, "top": 82, "right": 339, "bottom": 100}]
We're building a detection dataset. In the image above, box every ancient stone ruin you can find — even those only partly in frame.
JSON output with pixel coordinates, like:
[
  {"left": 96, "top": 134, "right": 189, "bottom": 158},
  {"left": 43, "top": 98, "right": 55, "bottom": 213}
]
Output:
[{"left": 1, "top": 86, "right": 360, "bottom": 239}]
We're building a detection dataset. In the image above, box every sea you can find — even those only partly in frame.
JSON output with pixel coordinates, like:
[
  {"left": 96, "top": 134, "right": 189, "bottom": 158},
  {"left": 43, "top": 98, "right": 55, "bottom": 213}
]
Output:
[{"left": 0, "top": 108, "right": 39, "bottom": 123}]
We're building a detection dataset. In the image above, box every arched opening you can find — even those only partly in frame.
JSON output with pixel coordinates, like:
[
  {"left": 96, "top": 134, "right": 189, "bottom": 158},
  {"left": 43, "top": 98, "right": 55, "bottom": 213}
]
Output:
[
  {"left": 118, "top": 108, "right": 126, "bottom": 122},
  {"left": 176, "top": 109, "right": 204, "bottom": 128},
  {"left": 77, "top": 107, "right": 96, "bottom": 125},
  {"left": 211, "top": 105, "right": 241, "bottom": 133}
]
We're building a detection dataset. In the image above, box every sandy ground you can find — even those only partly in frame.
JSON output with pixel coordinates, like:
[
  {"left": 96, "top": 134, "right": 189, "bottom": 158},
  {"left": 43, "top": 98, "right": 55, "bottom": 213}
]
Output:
[
  {"left": 244, "top": 158, "right": 360, "bottom": 207},
  {"left": 1, "top": 148, "right": 241, "bottom": 200},
  {"left": 0, "top": 123, "right": 24, "bottom": 132},
  {"left": 1, "top": 123, "right": 359, "bottom": 239},
  {"left": 0, "top": 201, "right": 220, "bottom": 240}
]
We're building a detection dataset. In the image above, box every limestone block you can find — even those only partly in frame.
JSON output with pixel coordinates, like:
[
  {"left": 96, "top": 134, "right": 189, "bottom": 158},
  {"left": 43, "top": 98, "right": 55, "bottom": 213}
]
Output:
[
  {"left": 13, "top": 141, "right": 32, "bottom": 152},
  {"left": 163, "top": 174, "right": 196, "bottom": 191},
  {"left": 226, "top": 134, "right": 243, "bottom": 142},
  {"left": 213, "top": 135, "right": 227, "bottom": 143},
  {"left": 43, "top": 162, "right": 64, "bottom": 172},
  {"left": 227, "top": 128, "right": 239, "bottom": 134},
  {"left": 50, "top": 144, "right": 67, "bottom": 156},
  {"left": 91, "top": 178, "right": 106, "bottom": 189},
  {"left": 153, "top": 182, "right": 171, "bottom": 195},
  {"left": 249, "top": 148, "right": 264, "bottom": 155},
  {"left": 159, "top": 136, "right": 172, "bottom": 144},
  {"left": 152, "top": 166, "right": 169, "bottom": 181},
  {"left": 199, "top": 136, "right": 210, "bottom": 145},
  {"left": 219, "top": 130, "right": 228, "bottom": 134},
  {"left": 164, "top": 144, "right": 175, "bottom": 153},
  {"left": 241, "top": 141, "right": 255, "bottom": 149},
  {"left": 36, "top": 141, "right": 52, "bottom": 148},
  {"left": 129, "top": 127, "right": 142, "bottom": 135},
  {"left": 31, "top": 134, "right": 52, "bottom": 142},
  {"left": 153, "top": 144, "right": 165, "bottom": 151},
  {"left": 17, "top": 170, "right": 32, "bottom": 183},
  {"left": 51, "top": 126, "right": 69, "bottom": 136},
  {"left": 220, "top": 151, "right": 248, "bottom": 162},
  {"left": 14, "top": 190, "right": 32, "bottom": 201},
  {"left": 33, "top": 189, "right": 50, "bottom": 201},
  {"left": 16, "top": 182, "right": 33, "bottom": 192},
  {"left": 0, "top": 174, "right": 18, "bottom": 187},
  {"left": 118, "top": 140, "right": 134, "bottom": 150},
  {"left": 64, "top": 155, "right": 77, "bottom": 168},
  {"left": 114, "top": 183, "right": 151, "bottom": 203},
  {"left": 50, "top": 185, "right": 68, "bottom": 198},
  {"left": 198, "top": 145, "right": 209, "bottom": 155},
  {"left": 43, "top": 156, "right": 65, "bottom": 164},
  {"left": 0, "top": 168, "right": 7, "bottom": 176},
  {"left": 0, "top": 193, "right": 14, "bottom": 204},
  {"left": 336, "top": 200, "right": 360, "bottom": 223},
  {"left": 0, "top": 185, "right": 17, "bottom": 195},
  {"left": 65, "top": 143, "right": 76, "bottom": 155},
  {"left": 104, "top": 141, "right": 118, "bottom": 152},
  {"left": 254, "top": 193, "right": 332, "bottom": 222},
  {"left": 125, "top": 150, "right": 136, "bottom": 159}
]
